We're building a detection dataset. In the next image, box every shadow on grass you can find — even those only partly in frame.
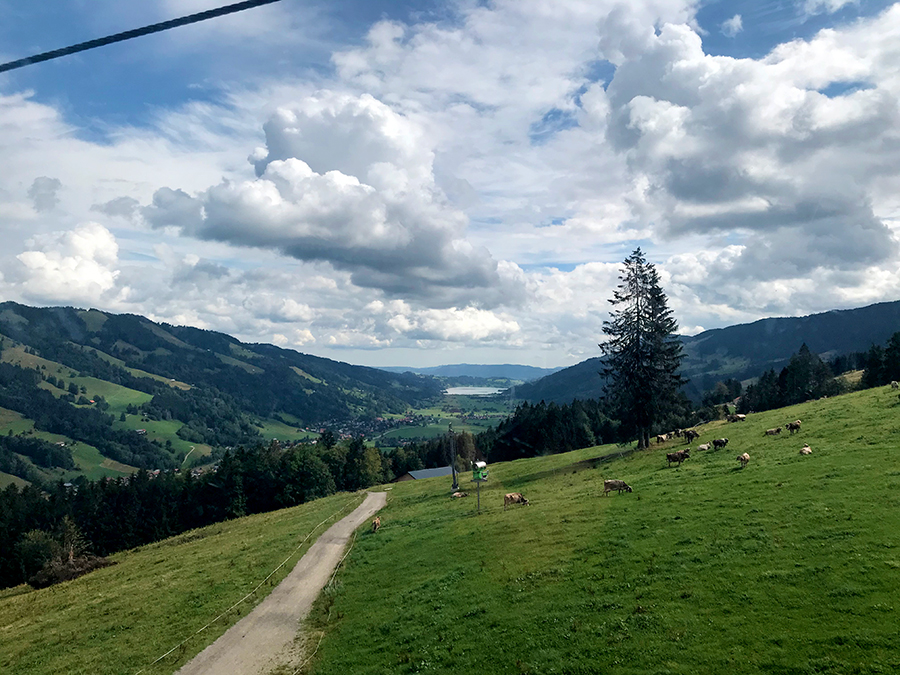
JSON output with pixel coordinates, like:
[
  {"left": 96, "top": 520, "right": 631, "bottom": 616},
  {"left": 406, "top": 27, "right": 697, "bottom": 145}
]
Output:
[{"left": 505, "top": 446, "right": 640, "bottom": 489}]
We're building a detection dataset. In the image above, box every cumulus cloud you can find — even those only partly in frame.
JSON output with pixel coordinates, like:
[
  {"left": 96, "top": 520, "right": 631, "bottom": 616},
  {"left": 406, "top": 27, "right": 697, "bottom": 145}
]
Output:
[
  {"left": 721, "top": 14, "right": 742, "bottom": 37},
  {"left": 10, "top": 223, "right": 123, "bottom": 303},
  {"left": 144, "top": 91, "right": 527, "bottom": 308},
  {"left": 595, "top": 6, "right": 900, "bottom": 288}
]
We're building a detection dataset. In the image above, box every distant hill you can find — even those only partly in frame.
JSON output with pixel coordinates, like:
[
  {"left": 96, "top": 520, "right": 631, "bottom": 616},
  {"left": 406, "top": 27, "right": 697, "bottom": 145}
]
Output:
[
  {"left": 0, "top": 302, "right": 442, "bottom": 424},
  {"left": 515, "top": 300, "right": 900, "bottom": 404},
  {"left": 379, "top": 363, "right": 561, "bottom": 382}
]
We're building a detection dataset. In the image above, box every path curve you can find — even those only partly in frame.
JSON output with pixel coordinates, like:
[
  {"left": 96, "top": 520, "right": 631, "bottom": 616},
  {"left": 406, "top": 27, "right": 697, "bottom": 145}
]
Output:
[{"left": 176, "top": 491, "right": 387, "bottom": 675}]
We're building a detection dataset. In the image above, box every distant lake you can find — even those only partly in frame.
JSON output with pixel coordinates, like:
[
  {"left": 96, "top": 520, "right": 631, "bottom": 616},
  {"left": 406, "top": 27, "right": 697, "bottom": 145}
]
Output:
[{"left": 444, "top": 386, "right": 506, "bottom": 396}]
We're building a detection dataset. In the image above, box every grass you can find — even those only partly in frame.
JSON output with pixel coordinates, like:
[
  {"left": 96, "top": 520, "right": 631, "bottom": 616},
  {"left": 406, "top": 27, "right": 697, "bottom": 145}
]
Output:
[
  {"left": 0, "top": 491, "right": 364, "bottom": 675},
  {"left": 299, "top": 384, "right": 900, "bottom": 675},
  {"left": 257, "top": 418, "right": 318, "bottom": 442},
  {"left": 0, "top": 471, "right": 29, "bottom": 488}
]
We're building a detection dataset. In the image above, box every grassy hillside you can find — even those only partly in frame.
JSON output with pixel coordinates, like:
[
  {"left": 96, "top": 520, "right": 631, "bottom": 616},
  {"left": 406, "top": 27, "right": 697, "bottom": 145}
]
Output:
[
  {"left": 0, "top": 492, "right": 363, "bottom": 675},
  {"left": 3, "top": 385, "right": 900, "bottom": 675},
  {"left": 303, "top": 384, "right": 900, "bottom": 674}
]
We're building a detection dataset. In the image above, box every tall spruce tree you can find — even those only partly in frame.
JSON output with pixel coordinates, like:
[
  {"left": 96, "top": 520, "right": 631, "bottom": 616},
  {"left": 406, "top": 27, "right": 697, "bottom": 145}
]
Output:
[{"left": 601, "top": 248, "right": 684, "bottom": 449}]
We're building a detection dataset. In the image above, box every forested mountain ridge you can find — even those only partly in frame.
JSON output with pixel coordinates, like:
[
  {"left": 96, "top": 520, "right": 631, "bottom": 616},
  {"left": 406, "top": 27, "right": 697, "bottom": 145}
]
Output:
[
  {"left": 515, "top": 299, "right": 900, "bottom": 404},
  {"left": 0, "top": 302, "right": 443, "bottom": 425}
]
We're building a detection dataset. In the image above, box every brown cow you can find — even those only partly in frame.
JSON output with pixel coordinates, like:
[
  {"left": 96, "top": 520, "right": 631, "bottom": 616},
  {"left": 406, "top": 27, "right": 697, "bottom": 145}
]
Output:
[
  {"left": 603, "top": 479, "right": 633, "bottom": 496},
  {"left": 765, "top": 428, "right": 782, "bottom": 436},
  {"left": 504, "top": 492, "right": 529, "bottom": 510},
  {"left": 737, "top": 452, "right": 750, "bottom": 468},
  {"left": 372, "top": 516, "right": 381, "bottom": 533},
  {"left": 683, "top": 429, "right": 700, "bottom": 443},
  {"left": 667, "top": 449, "right": 690, "bottom": 467},
  {"left": 451, "top": 491, "right": 468, "bottom": 498},
  {"left": 799, "top": 445, "right": 812, "bottom": 455},
  {"left": 785, "top": 420, "right": 801, "bottom": 434}
]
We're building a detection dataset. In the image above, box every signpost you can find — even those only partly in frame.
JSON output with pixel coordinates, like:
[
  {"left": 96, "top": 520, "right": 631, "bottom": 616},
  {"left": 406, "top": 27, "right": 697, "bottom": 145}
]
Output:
[{"left": 472, "top": 461, "right": 488, "bottom": 514}]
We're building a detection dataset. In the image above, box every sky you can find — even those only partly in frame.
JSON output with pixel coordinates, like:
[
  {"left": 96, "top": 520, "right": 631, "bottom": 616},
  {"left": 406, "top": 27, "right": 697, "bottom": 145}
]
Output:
[{"left": 0, "top": 0, "right": 899, "bottom": 370}]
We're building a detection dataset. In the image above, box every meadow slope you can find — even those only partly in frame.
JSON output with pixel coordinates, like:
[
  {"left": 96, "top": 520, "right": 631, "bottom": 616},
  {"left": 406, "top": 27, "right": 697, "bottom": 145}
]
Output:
[
  {"left": 303, "top": 385, "right": 900, "bottom": 675},
  {"left": 2, "top": 385, "right": 899, "bottom": 675}
]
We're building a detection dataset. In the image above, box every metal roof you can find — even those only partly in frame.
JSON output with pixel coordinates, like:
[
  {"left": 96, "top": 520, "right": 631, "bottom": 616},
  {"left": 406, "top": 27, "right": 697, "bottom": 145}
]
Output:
[{"left": 407, "top": 466, "right": 454, "bottom": 480}]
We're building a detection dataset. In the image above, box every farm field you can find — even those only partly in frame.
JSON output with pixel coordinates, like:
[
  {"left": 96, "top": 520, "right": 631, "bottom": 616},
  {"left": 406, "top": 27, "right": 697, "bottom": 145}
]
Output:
[
  {"left": 0, "top": 491, "right": 364, "bottom": 675},
  {"left": 302, "top": 384, "right": 900, "bottom": 675},
  {"left": 0, "top": 470, "right": 29, "bottom": 489}
]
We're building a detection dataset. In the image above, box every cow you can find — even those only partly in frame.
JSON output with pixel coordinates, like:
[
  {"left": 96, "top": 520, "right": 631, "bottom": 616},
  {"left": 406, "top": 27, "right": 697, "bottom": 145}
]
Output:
[
  {"left": 765, "top": 428, "right": 782, "bottom": 436},
  {"left": 656, "top": 433, "right": 669, "bottom": 444},
  {"left": 799, "top": 445, "right": 812, "bottom": 455},
  {"left": 451, "top": 491, "right": 468, "bottom": 498},
  {"left": 785, "top": 420, "right": 801, "bottom": 434},
  {"left": 712, "top": 438, "right": 729, "bottom": 450},
  {"left": 892, "top": 381, "right": 899, "bottom": 390},
  {"left": 603, "top": 479, "right": 633, "bottom": 496},
  {"left": 504, "top": 492, "right": 529, "bottom": 510},
  {"left": 683, "top": 429, "right": 700, "bottom": 443},
  {"left": 697, "top": 443, "right": 711, "bottom": 452},
  {"left": 673, "top": 428, "right": 683, "bottom": 438},
  {"left": 737, "top": 452, "right": 750, "bottom": 468},
  {"left": 727, "top": 414, "right": 747, "bottom": 422},
  {"left": 667, "top": 449, "right": 690, "bottom": 467},
  {"left": 372, "top": 516, "right": 381, "bottom": 533}
]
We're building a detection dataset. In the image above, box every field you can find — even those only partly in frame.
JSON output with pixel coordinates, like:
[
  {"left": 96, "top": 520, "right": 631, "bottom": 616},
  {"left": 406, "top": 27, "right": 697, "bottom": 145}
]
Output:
[
  {"left": 4, "top": 385, "right": 900, "bottom": 674},
  {"left": 0, "top": 492, "right": 363, "bottom": 675},
  {"left": 301, "top": 384, "right": 900, "bottom": 674}
]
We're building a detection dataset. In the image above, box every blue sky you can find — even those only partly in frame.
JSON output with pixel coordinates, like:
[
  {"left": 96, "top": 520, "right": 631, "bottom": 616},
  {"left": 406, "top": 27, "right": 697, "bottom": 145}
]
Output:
[{"left": 1, "top": 0, "right": 899, "bottom": 368}]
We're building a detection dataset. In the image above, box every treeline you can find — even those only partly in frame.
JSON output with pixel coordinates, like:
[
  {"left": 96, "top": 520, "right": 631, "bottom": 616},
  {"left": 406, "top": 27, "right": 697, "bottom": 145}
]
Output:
[
  {"left": 0, "top": 434, "right": 398, "bottom": 589},
  {"left": 735, "top": 335, "right": 900, "bottom": 414}
]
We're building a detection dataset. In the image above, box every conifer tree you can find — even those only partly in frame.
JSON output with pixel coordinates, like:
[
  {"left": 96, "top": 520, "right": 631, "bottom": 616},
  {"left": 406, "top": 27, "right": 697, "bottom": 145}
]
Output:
[{"left": 601, "top": 248, "right": 684, "bottom": 449}]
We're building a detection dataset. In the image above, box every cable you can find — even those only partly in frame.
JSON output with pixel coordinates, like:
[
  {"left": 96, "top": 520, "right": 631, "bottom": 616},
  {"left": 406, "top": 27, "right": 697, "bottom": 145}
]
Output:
[{"left": 0, "top": 0, "right": 286, "bottom": 74}]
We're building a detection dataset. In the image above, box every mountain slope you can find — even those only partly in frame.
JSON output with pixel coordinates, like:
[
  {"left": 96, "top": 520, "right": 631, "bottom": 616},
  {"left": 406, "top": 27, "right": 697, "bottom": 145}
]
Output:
[
  {"left": 0, "top": 302, "right": 443, "bottom": 425},
  {"left": 380, "top": 363, "right": 561, "bottom": 381},
  {"left": 517, "top": 299, "right": 900, "bottom": 403},
  {"left": 6, "top": 385, "right": 899, "bottom": 674}
]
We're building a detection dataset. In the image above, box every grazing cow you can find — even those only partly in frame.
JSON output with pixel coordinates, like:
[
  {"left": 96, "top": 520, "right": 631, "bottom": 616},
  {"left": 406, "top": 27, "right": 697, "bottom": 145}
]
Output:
[
  {"left": 892, "top": 381, "right": 899, "bottom": 390},
  {"left": 765, "top": 428, "right": 782, "bottom": 436},
  {"left": 603, "top": 479, "right": 633, "bottom": 496},
  {"left": 673, "top": 429, "right": 683, "bottom": 438},
  {"left": 656, "top": 433, "right": 669, "bottom": 444},
  {"left": 504, "top": 492, "right": 529, "bottom": 510},
  {"left": 712, "top": 438, "right": 729, "bottom": 450},
  {"left": 451, "top": 491, "right": 468, "bottom": 498},
  {"left": 684, "top": 429, "right": 700, "bottom": 443},
  {"left": 799, "top": 445, "right": 812, "bottom": 455},
  {"left": 697, "top": 443, "right": 711, "bottom": 452},
  {"left": 667, "top": 449, "right": 690, "bottom": 467},
  {"left": 785, "top": 420, "right": 801, "bottom": 434},
  {"left": 372, "top": 516, "right": 381, "bottom": 533},
  {"left": 737, "top": 452, "right": 750, "bottom": 468}
]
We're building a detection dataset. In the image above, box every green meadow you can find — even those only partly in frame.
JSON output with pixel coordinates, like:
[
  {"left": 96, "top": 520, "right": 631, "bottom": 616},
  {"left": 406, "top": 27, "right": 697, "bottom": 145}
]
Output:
[
  {"left": 303, "top": 384, "right": 900, "bottom": 675},
  {"left": 2, "top": 384, "right": 900, "bottom": 675},
  {"left": 0, "top": 492, "right": 363, "bottom": 675}
]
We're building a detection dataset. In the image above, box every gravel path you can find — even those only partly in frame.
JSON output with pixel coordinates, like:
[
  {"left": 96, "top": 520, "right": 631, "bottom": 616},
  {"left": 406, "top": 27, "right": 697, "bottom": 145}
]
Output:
[{"left": 176, "top": 491, "right": 387, "bottom": 675}]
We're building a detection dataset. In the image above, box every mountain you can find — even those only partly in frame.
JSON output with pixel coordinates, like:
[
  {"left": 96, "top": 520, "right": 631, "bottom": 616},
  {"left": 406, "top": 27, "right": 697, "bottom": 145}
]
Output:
[
  {"left": 379, "top": 363, "right": 561, "bottom": 381},
  {"left": 515, "top": 299, "right": 900, "bottom": 404},
  {"left": 0, "top": 301, "right": 443, "bottom": 440}
]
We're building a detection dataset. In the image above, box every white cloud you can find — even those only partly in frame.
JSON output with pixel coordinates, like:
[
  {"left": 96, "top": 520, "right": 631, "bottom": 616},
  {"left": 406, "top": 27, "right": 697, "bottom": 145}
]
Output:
[
  {"left": 803, "top": 0, "right": 859, "bottom": 16},
  {"left": 721, "top": 14, "right": 742, "bottom": 37},
  {"left": 10, "top": 223, "right": 123, "bottom": 304}
]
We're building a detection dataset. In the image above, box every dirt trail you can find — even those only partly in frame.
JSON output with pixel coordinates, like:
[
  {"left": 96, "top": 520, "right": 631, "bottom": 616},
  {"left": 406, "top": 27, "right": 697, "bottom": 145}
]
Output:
[{"left": 176, "top": 491, "right": 387, "bottom": 675}]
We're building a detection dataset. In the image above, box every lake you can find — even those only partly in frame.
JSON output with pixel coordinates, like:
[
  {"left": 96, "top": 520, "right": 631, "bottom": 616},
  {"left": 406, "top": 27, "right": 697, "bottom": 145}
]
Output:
[{"left": 444, "top": 387, "right": 507, "bottom": 396}]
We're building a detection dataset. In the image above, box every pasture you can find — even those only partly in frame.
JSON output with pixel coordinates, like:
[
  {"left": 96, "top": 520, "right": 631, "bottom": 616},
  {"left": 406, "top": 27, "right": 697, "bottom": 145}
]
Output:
[
  {"left": 0, "top": 492, "right": 363, "bottom": 675},
  {"left": 302, "top": 384, "right": 900, "bottom": 674}
]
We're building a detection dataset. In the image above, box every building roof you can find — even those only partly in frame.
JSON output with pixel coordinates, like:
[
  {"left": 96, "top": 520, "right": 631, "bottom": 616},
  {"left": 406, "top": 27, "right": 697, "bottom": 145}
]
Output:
[{"left": 406, "top": 466, "right": 454, "bottom": 480}]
